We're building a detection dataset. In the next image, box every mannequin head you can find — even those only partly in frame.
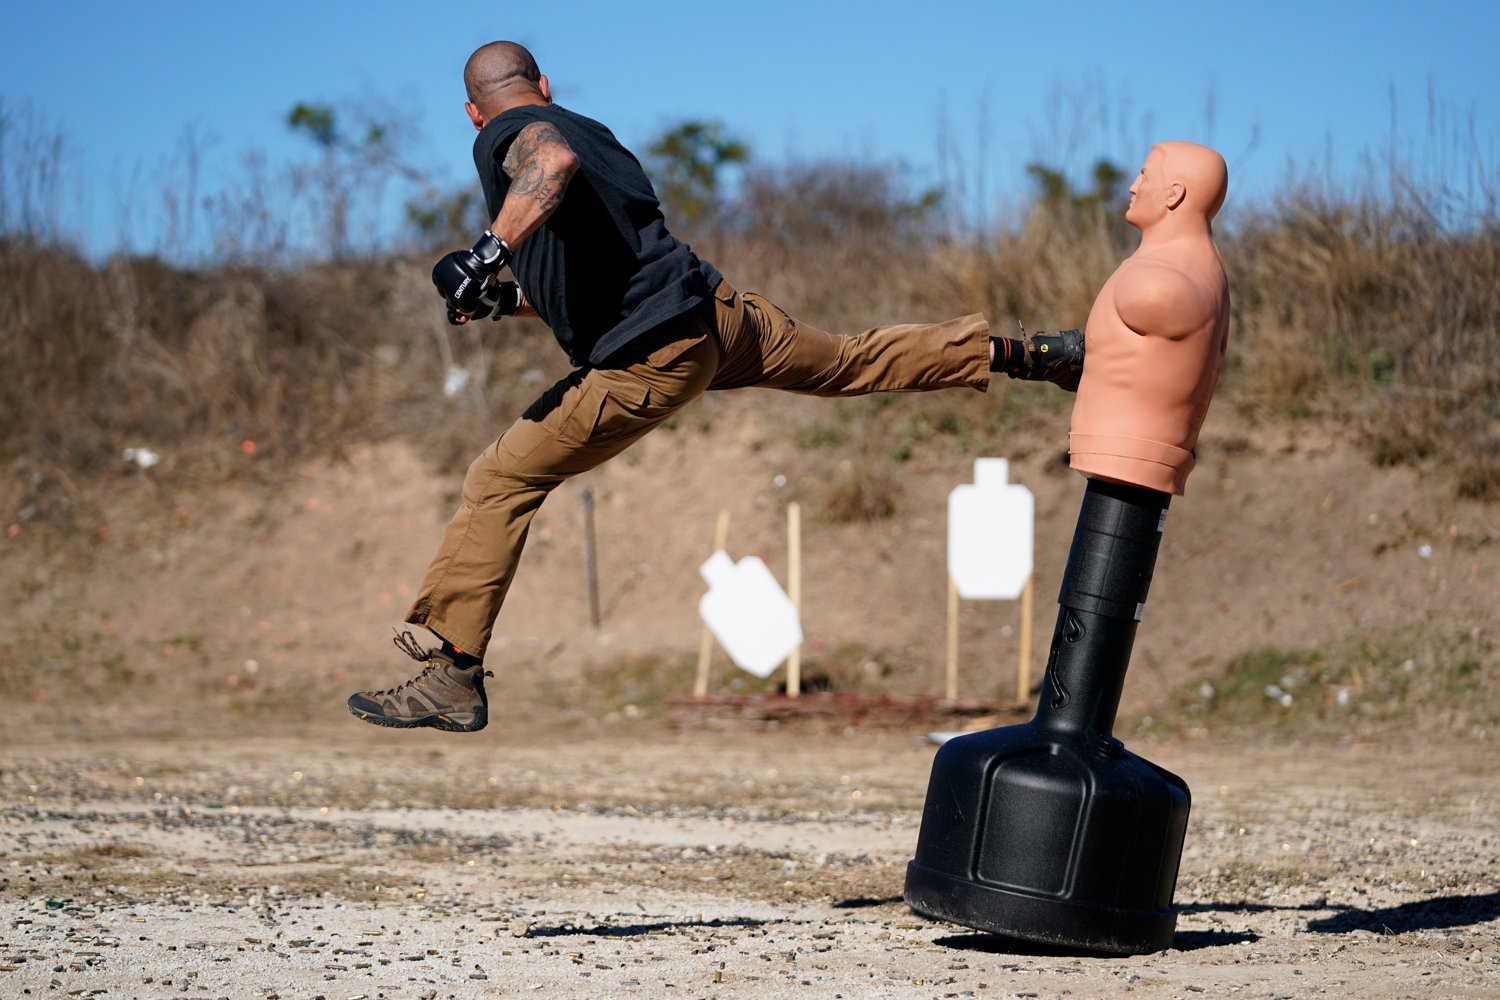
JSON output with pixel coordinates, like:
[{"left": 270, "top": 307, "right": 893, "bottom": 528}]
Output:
[{"left": 1125, "top": 141, "right": 1228, "bottom": 232}]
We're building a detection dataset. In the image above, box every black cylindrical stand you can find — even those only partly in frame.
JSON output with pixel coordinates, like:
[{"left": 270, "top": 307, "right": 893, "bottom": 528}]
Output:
[{"left": 904, "top": 479, "right": 1192, "bottom": 955}]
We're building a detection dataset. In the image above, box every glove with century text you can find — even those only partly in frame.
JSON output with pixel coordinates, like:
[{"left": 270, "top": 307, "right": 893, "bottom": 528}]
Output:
[{"left": 432, "top": 231, "right": 512, "bottom": 324}]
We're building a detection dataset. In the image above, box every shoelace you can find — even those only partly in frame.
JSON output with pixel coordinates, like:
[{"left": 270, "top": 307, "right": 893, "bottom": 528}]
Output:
[
  {"left": 379, "top": 628, "right": 493, "bottom": 696},
  {"left": 355, "top": 629, "right": 441, "bottom": 698},
  {"left": 393, "top": 628, "right": 434, "bottom": 663}
]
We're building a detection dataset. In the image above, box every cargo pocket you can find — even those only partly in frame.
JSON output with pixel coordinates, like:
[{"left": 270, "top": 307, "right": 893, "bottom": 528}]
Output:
[
  {"left": 642, "top": 329, "right": 708, "bottom": 371},
  {"left": 557, "top": 371, "right": 651, "bottom": 450}
]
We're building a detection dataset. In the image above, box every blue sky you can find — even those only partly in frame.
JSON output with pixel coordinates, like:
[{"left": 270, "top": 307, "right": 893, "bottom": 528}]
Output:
[{"left": 2, "top": 1, "right": 1496, "bottom": 255}]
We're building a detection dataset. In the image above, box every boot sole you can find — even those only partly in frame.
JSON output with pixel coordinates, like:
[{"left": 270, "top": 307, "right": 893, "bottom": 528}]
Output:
[{"left": 347, "top": 702, "right": 488, "bottom": 733}]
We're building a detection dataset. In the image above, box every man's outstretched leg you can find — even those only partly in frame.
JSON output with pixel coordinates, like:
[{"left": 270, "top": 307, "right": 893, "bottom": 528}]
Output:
[
  {"left": 349, "top": 312, "right": 719, "bottom": 731},
  {"left": 706, "top": 281, "right": 993, "bottom": 395},
  {"left": 705, "top": 281, "right": 1084, "bottom": 397}
]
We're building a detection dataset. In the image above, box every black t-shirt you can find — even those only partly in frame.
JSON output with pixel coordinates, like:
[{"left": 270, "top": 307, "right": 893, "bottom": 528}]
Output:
[{"left": 473, "top": 103, "right": 722, "bottom": 367}]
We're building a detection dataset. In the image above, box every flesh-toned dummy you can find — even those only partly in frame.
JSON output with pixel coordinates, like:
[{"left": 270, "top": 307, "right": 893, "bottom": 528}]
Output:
[
  {"left": 1068, "top": 141, "right": 1230, "bottom": 495},
  {"left": 903, "top": 145, "right": 1231, "bottom": 955}
]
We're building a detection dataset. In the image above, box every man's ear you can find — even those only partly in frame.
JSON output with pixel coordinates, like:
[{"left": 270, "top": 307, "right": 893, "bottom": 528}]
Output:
[
  {"left": 538, "top": 74, "right": 552, "bottom": 104},
  {"left": 465, "top": 101, "right": 486, "bottom": 131},
  {"left": 1166, "top": 181, "right": 1186, "bottom": 211}
]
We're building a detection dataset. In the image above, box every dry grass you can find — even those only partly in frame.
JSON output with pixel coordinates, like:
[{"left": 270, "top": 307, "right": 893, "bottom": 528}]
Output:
[
  {"left": 1130, "top": 624, "right": 1498, "bottom": 739},
  {"left": 0, "top": 239, "right": 568, "bottom": 501},
  {"left": 1, "top": 131, "right": 1497, "bottom": 516}
]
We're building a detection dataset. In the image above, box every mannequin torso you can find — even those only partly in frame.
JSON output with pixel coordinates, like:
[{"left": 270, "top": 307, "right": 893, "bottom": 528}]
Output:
[{"left": 1068, "top": 142, "right": 1230, "bottom": 495}]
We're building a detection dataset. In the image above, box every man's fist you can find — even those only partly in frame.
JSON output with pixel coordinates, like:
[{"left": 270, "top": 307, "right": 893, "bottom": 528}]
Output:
[
  {"left": 432, "top": 231, "right": 512, "bottom": 323},
  {"left": 445, "top": 280, "right": 522, "bottom": 325}
]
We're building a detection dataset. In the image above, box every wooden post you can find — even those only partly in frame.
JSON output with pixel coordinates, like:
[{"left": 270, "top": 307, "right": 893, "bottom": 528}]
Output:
[
  {"left": 946, "top": 574, "right": 960, "bottom": 701},
  {"left": 580, "top": 486, "right": 601, "bottom": 629},
  {"left": 786, "top": 502, "right": 802, "bottom": 698},
  {"left": 693, "top": 510, "right": 731, "bottom": 697},
  {"left": 1017, "top": 572, "right": 1035, "bottom": 703}
]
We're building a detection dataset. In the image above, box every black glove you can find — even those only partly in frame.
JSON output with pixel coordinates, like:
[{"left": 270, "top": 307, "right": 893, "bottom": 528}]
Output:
[
  {"left": 441, "top": 281, "right": 524, "bottom": 325},
  {"left": 432, "top": 231, "right": 512, "bottom": 323},
  {"left": 997, "top": 328, "right": 1085, "bottom": 392},
  {"left": 485, "top": 280, "right": 523, "bottom": 321}
]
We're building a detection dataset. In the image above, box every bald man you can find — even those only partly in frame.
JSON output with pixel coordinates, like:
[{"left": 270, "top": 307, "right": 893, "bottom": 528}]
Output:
[
  {"left": 347, "top": 42, "right": 1078, "bottom": 733},
  {"left": 1068, "top": 141, "right": 1230, "bottom": 494}
]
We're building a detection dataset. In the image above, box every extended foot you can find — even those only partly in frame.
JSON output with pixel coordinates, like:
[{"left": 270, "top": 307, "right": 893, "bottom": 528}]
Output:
[
  {"left": 994, "top": 327, "right": 1085, "bottom": 391},
  {"left": 347, "top": 630, "right": 492, "bottom": 733}
]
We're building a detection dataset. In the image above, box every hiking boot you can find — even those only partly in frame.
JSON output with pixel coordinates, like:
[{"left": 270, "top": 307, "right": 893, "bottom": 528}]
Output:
[
  {"left": 347, "top": 630, "right": 492, "bottom": 733},
  {"left": 997, "top": 327, "right": 1085, "bottom": 391}
]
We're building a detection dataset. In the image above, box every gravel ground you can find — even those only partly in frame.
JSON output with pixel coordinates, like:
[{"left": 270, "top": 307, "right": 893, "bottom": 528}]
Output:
[{"left": 1, "top": 726, "right": 1496, "bottom": 999}]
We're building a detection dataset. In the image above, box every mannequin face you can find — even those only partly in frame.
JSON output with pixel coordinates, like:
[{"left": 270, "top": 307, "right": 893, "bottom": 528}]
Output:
[{"left": 1128, "top": 147, "right": 1182, "bottom": 232}]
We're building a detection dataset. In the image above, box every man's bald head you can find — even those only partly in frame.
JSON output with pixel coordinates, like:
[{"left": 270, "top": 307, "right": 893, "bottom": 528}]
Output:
[{"left": 464, "top": 41, "right": 545, "bottom": 114}]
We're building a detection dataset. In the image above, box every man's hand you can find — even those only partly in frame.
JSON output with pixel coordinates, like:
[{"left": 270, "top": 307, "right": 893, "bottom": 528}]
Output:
[
  {"left": 441, "top": 281, "right": 524, "bottom": 326},
  {"left": 432, "top": 231, "right": 512, "bottom": 323}
]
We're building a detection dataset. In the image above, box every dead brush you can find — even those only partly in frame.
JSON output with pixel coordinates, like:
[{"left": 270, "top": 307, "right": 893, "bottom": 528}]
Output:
[
  {"left": 1228, "top": 168, "right": 1500, "bottom": 491},
  {"left": 0, "top": 242, "right": 531, "bottom": 481},
  {"left": 3, "top": 124, "right": 1499, "bottom": 510}
]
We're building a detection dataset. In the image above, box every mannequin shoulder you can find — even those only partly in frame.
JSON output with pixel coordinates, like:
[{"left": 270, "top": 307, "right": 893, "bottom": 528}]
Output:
[{"left": 1111, "top": 257, "right": 1222, "bottom": 339}]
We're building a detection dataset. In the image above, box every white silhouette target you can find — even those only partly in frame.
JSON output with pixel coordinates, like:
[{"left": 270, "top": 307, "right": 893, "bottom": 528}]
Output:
[{"left": 948, "top": 458, "right": 1034, "bottom": 600}]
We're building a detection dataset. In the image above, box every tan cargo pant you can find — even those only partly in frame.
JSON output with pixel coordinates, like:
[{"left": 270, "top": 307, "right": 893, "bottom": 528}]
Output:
[{"left": 405, "top": 280, "right": 990, "bottom": 657}]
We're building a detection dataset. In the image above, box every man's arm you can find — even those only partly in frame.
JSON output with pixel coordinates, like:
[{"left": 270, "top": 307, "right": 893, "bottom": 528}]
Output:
[
  {"left": 436, "top": 121, "right": 577, "bottom": 323},
  {"left": 490, "top": 120, "right": 579, "bottom": 249}
]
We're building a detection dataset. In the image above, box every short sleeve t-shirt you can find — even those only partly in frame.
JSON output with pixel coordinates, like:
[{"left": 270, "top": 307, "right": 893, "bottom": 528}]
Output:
[{"left": 473, "top": 103, "right": 722, "bottom": 366}]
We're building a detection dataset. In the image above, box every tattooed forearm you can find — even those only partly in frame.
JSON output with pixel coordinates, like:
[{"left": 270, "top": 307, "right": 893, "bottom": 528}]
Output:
[
  {"left": 490, "top": 121, "right": 579, "bottom": 249},
  {"left": 509, "top": 160, "right": 571, "bottom": 212},
  {"left": 502, "top": 122, "right": 577, "bottom": 212}
]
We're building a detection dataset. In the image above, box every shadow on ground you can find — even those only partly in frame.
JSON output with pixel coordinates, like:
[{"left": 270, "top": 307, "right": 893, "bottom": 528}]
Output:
[
  {"left": 1170, "top": 929, "right": 1261, "bottom": 950},
  {"left": 1185, "top": 891, "right": 1500, "bottom": 935},
  {"left": 524, "top": 917, "right": 770, "bottom": 939},
  {"left": 857, "top": 896, "right": 1262, "bottom": 955},
  {"left": 832, "top": 895, "right": 905, "bottom": 909},
  {"left": 931, "top": 933, "right": 1130, "bottom": 958},
  {"left": 1305, "top": 892, "right": 1500, "bottom": 935},
  {"left": 930, "top": 928, "right": 1258, "bottom": 957}
]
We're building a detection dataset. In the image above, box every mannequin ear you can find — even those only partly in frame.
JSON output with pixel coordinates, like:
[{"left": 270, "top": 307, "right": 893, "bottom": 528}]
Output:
[{"left": 1166, "top": 181, "right": 1186, "bottom": 211}]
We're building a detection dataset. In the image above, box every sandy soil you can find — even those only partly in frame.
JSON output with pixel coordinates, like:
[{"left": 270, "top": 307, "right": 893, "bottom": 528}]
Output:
[
  {"left": 7, "top": 400, "right": 1498, "bottom": 727},
  {"left": 2, "top": 725, "right": 1496, "bottom": 999},
  {"left": 3, "top": 383, "right": 1497, "bottom": 999}
]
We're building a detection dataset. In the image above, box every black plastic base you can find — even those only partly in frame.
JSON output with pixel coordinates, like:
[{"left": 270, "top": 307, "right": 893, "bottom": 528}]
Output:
[
  {"left": 904, "top": 863, "right": 1176, "bottom": 955},
  {"left": 903, "top": 721, "right": 1189, "bottom": 954},
  {"left": 905, "top": 479, "right": 1192, "bottom": 955}
]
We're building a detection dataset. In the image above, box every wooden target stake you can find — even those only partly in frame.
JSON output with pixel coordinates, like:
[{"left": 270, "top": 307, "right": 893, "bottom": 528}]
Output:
[
  {"left": 786, "top": 502, "right": 802, "bottom": 698},
  {"left": 693, "top": 510, "right": 731, "bottom": 697},
  {"left": 946, "top": 574, "right": 960, "bottom": 701},
  {"left": 1017, "top": 572, "right": 1035, "bottom": 703}
]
